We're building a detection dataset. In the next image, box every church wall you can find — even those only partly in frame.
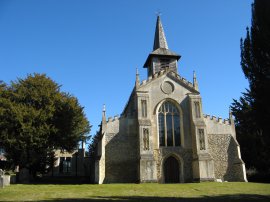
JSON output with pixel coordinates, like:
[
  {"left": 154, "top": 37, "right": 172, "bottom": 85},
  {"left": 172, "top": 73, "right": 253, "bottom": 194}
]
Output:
[
  {"left": 139, "top": 74, "right": 194, "bottom": 151},
  {"left": 153, "top": 148, "right": 193, "bottom": 183},
  {"left": 204, "top": 115, "right": 234, "bottom": 135},
  {"left": 104, "top": 116, "right": 138, "bottom": 183},
  {"left": 138, "top": 74, "right": 196, "bottom": 182},
  {"left": 208, "top": 134, "right": 246, "bottom": 181},
  {"left": 205, "top": 115, "right": 246, "bottom": 181},
  {"left": 208, "top": 134, "right": 231, "bottom": 181}
]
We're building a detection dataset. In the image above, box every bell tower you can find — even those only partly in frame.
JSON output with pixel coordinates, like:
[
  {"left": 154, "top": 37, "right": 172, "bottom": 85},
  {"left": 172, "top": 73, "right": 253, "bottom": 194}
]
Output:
[{"left": 143, "top": 16, "right": 181, "bottom": 77}]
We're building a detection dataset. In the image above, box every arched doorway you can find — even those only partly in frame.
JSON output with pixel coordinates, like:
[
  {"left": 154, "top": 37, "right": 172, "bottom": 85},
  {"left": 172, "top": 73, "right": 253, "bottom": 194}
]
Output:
[{"left": 164, "top": 156, "right": 180, "bottom": 183}]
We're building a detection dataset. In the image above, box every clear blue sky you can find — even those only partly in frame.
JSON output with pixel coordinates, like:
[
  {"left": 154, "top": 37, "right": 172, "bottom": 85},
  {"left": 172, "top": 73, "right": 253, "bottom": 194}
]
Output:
[{"left": 0, "top": 0, "right": 252, "bottom": 142}]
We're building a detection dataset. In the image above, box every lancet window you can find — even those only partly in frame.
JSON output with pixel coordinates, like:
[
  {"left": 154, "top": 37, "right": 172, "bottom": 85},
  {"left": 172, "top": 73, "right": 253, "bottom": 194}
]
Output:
[
  {"left": 194, "top": 101, "right": 201, "bottom": 118},
  {"left": 143, "top": 128, "right": 150, "bottom": 150},
  {"left": 141, "top": 100, "right": 147, "bottom": 118},
  {"left": 198, "top": 129, "right": 205, "bottom": 150}
]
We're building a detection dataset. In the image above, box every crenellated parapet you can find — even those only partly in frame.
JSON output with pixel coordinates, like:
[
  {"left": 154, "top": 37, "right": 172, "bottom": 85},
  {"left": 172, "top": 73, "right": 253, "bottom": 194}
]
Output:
[
  {"left": 107, "top": 115, "right": 120, "bottom": 123},
  {"left": 203, "top": 114, "right": 230, "bottom": 125},
  {"left": 204, "top": 114, "right": 235, "bottom": 136}
]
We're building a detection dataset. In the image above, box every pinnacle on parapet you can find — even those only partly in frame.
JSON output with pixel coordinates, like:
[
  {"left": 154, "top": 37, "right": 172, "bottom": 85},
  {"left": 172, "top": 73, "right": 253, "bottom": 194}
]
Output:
[
  {"left": 102, "top": 104, "right": 106, "bottom": 122},
  {"left": 193, "top": 71, "right": 199, "bottom": 91},
  {"left": 229, "top": 107, "right": 233, "bottom": 119},
  {"left": 229, "top": 107, "right": 235, "bottom": 124},
  {"left": 135, "top": 67, "right": 140, "bottom": 88},
  {"left": 102, "top": 104, "right": 107, "bottom": 132},
  {"left": 153, "top": 15, "right": 168, "bottom": 50}
]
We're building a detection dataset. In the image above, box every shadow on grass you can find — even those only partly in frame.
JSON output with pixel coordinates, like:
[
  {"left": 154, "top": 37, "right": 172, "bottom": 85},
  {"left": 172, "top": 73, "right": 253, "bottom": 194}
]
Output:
[
  {"left": 12, "top": 194, "right": 269, "bottom": 202},
  {"left": 27, "top": 176, "right": 91, "bottom": 185}
]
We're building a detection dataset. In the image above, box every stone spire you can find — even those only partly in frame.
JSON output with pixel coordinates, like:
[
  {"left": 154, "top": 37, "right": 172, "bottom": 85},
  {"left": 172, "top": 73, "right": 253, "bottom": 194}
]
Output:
[
  {"left": 143, "top": 15, "right": 180, "bottom": 75},
  {"left": 135, "top": 68, "right": 140, "bottom": 89},
  {"left": 193, "top": 71, "right": 199, "bottom": 91},
  {"left": 153, "top": 15, "right": 168, "bottom": 50}
]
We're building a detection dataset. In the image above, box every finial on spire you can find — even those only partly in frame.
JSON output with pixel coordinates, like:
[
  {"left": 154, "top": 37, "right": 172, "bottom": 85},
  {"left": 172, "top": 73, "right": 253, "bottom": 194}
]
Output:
[
  {"left": 103, "top": 104, "right": 106, "bottom": 112},
  {"left": 193, "top": 70, "right": 199, "bottom": 91},
  {"left": 155, "top": 10, "right": 162, "bottom": 17},
  {"left": 135, "top": 67, "right": 140, "bottom": 89}
]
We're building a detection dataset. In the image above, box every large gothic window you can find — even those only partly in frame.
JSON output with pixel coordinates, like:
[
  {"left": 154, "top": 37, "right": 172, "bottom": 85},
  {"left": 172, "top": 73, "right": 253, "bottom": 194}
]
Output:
[{"left": 158, "top": 101, "right": 181, "bottom": 147}]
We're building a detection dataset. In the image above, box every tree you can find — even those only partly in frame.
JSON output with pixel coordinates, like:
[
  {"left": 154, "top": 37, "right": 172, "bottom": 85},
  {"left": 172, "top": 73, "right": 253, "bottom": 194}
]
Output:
[
  {"left": 0, "top": 74, "right": 91, "bottom": 177},
  {"left": 231, "top": 0, "right": 270, "bottom": 177}
]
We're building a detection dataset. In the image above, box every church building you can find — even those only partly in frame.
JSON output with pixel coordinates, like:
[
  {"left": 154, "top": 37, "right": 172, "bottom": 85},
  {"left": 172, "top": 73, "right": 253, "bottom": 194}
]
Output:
[{"left": 93, "top": 16, "right": 247, "bottom": 183}]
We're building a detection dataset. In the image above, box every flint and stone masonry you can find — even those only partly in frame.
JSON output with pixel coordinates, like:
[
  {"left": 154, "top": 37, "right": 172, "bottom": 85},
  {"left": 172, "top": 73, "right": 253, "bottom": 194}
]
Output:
[{"left": 93, "top": 16, "right": 247, "bottom": 183}]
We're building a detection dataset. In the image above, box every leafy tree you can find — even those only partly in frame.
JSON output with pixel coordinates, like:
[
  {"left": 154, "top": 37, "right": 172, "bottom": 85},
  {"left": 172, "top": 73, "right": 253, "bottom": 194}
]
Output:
[
  {"left": 0, "top": 74, "right": 90, "bottom": 177},
  {"left": 231, "top": 0, "right": 270, "bottom": 176}
]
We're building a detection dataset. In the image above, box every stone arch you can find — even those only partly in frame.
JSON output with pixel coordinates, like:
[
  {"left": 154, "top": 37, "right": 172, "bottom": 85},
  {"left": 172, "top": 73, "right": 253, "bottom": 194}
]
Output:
[
  {"left": 161, "top": 153, "right": 184, "bottom": 183},
  {"left": 154, "top": 99, "right": 185, "bottom": 147}
]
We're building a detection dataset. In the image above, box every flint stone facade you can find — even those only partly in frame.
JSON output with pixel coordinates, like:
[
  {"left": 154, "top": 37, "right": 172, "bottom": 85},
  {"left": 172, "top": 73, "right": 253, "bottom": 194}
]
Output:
[{"left": 93, "top": 16, "right": 247, "bottom": 183}]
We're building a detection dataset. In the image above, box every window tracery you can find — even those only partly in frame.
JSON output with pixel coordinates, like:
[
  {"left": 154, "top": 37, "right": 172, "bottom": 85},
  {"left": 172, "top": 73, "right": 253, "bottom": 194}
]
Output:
[
  {"left": 198, "top": 129, "right": 205, "bottom": 150},
  {"left": 158, "top": 101, "right": 181, "bottom": 147},
  {"left": 143, "top": 128, "right": 149, "bottom": 150}
]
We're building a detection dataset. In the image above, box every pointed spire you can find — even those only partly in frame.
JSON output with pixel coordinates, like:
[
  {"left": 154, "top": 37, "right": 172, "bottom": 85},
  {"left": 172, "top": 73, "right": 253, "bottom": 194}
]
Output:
[
  {"left": 193, "top": 71, "right": 199, "bottom": 91},
  {"left": 153, "top": 15, "right": 168, "bottom": 50},
  {"left": 135, "top": 68, "right": 140, "bottom": 89}
]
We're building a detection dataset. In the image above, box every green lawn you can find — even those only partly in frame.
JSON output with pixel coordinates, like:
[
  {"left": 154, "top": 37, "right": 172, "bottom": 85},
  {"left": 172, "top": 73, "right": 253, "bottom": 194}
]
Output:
[{"left": 0, "top": 183, "right": 270, "bottom": 202}]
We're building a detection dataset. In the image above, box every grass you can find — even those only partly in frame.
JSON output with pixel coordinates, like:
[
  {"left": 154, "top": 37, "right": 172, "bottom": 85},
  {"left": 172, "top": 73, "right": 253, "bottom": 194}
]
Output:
[{"left": 0, "top": 182, "right": 270, "bottom": 202}]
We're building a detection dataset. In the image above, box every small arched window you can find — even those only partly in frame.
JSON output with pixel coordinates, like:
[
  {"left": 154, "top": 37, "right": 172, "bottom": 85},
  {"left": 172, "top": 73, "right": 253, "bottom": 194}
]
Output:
[{"left": 158, "top": 101, "right": 181, "bottom": 147}]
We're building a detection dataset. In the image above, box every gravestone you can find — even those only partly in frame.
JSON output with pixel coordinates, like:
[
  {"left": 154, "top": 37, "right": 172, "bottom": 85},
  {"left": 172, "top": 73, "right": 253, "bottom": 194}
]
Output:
[
  {"left": 3, "top": 175, "right": 10, "bottom": 186},
  {"left": 0, "top": 177, "right": 3, "bottom": 188},
  {"left": 0, "top": 169, "right": 4, "bottom": 188},
  {"left": 0, "top": 169, "right": 11, "bottom": 187}
]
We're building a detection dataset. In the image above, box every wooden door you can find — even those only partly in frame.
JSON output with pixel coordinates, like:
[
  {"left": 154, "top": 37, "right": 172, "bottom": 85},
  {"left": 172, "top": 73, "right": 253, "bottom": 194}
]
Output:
[{"left": 164, "top": 156, "right": 180, "bottom": 183}]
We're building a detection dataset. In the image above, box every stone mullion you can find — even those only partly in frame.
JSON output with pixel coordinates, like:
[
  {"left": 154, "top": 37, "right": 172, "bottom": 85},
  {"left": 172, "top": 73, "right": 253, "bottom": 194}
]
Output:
[
  {"left": 172, "top": 113, "right": 175, "bottom": 146},
  {"left": 164, "top": 112, "right": 167, "bottom": 147}
]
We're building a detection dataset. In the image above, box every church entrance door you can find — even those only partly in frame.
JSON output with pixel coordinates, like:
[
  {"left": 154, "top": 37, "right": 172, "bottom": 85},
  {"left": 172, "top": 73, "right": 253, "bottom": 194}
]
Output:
[{"left": 164, "top": 156, "right": 180, "bottom": 183}]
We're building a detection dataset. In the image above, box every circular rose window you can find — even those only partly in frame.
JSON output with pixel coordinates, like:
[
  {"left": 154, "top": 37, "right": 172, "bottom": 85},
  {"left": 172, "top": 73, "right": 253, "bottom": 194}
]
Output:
[{"left": 161, "top": 81, "right": 174, "bottom": 94}]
